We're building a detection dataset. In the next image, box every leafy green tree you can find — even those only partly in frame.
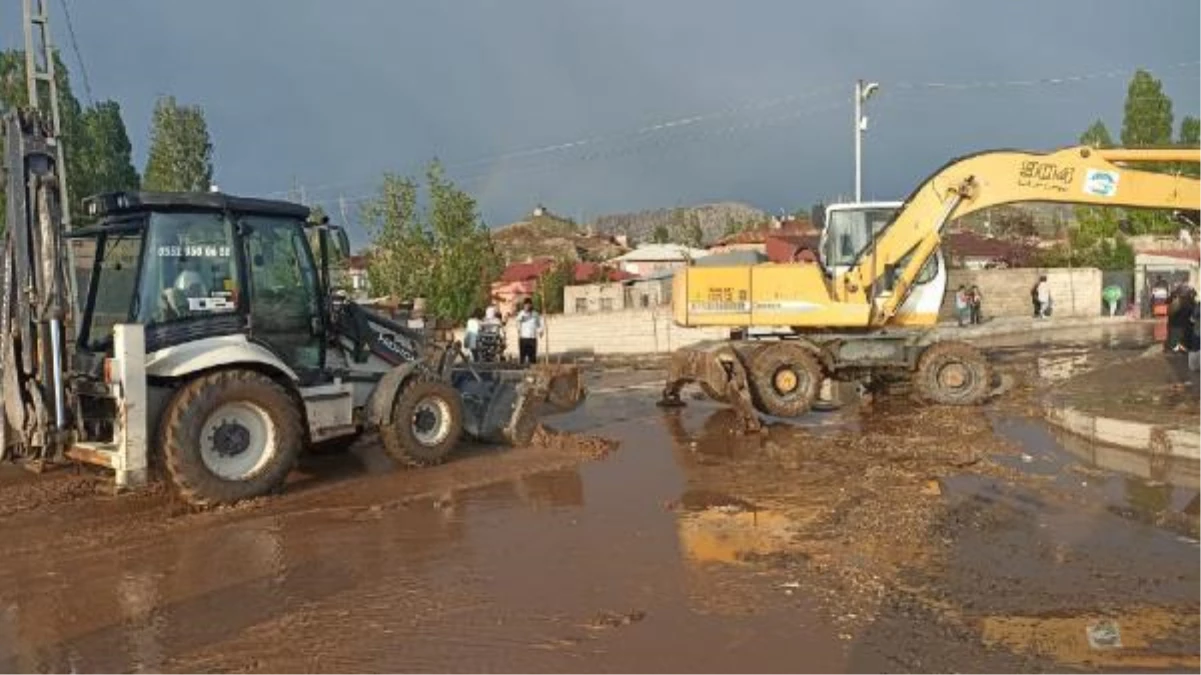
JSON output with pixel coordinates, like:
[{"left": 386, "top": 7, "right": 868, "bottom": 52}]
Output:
[
  {"left": 1118, "top": 70, "right": 1176, "bottom": 234},
  {"left": 361, "top": 161, "right": 500, "bottom": 322},
  {"left": 143, "top": 95, "right": 213, "bottom": 192},
  {"left": 75, "top": 101, "right": 140, "bottom": 202},
  {"left": 1121, "top": 70, "right": 1174, "bottom": 148},
  {"left": 651, "top": 224, "right": 670, "bottom": 243},
  {"left": 532, "top": 259, "right": 573, "bottom": 314},
  {"left": 1178, "top": 115, "right": 1199, "bottom": 177},
  {"left": 1080, "top": 119, "right": 1114, "bottom": 148}
]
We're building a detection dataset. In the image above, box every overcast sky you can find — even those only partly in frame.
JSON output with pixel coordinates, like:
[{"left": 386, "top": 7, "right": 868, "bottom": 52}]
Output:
[{"left": 3, "top": 0, "right": 1198, "bottom": 241}]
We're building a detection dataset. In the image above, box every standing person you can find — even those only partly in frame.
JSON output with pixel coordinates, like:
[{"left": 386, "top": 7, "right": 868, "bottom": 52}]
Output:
[
  {"left": 953, "top": 285, "right": 970, "bottom": 327},
  {"left": 1030, "top": 281, "right": 1041, "bottom": 318},
  {"left": 463, "top": 309, "right": 482, "bottom": 361},
  {"left": 516, "top": 298, "right": 543, "bottom": 364},
  {"left": 969, "top": 285, "right": 984, "bottom": 325},
  {"left": 1101, "top": 284, "right": 1123, "bottom": 317},
  {"left": 1036, "top": 275, "right": 1052, "bottom": 318}
]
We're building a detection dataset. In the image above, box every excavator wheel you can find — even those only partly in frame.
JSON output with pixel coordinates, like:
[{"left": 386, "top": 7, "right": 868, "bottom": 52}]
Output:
[
  {"left": 380, "top": 376, "right": 464, "bottom": 468},
  {"left": 913, "top": 340, "right": 993, "bottom": 406},
  {"left": 160, "top": 370, "right": 304, "bottom": 507},
  {"left": 747, "top": 342, "right": 823, "bottom": 418}
]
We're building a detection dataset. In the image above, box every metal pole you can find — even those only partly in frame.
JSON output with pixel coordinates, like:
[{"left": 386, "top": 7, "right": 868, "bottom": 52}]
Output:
[{"left": 854, "top": 80, "right": 862, "bottom": 203}]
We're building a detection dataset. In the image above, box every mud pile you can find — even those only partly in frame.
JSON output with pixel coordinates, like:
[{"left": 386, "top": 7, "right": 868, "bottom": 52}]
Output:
[{"left": 529, "top": 424, "right": 618, "bottom": 460}]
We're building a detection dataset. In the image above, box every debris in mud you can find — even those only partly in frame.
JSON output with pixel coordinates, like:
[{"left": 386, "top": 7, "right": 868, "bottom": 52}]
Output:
[
  {"left": 0, "top": 470, "right": 106, "bottom": 518},
  {"left": 1086, "top": 619, "right": 1122, "bottom": 649},
  {"left": 529, "top": 425, "right": 618, "bottom": 460},
  {"left": 587, "top": 609, "right": 647, "bottom": 629}
]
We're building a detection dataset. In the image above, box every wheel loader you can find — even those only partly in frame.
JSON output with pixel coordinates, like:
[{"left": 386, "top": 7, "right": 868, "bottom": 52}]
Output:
[
  {"left": 660, "top": 145, "right": 1201, "bottom": 429},
  {"left": 0, "top": 108, "right": 585, "bottom": 506}
]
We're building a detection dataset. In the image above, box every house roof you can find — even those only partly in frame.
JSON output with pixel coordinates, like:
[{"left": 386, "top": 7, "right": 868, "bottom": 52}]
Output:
[
  {"left": 1136, "top": 249, "right": 1200, "bottom": 263},
  {"left": 943, "top": 232, "right": 1037, "bottom": 265},
  {"left": 609, "top": 244, "right": 708, "bottom": 263}
]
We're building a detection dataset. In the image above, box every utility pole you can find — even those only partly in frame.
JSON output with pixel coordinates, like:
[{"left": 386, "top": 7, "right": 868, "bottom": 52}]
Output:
[
  {"left": 22, "top": 0, "right": 71, "bottom": 226},
  {"left": 854, "top": 79, "right": 879, "bottom": 203}
]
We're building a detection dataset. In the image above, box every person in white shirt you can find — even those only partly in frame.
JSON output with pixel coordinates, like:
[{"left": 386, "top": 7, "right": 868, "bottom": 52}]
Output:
[
  {"left": 463, "top": 309, "right": 482, "bottom": 361},
  {"left": 1035, "top": 275, "right": 1051, "bottom": 318},
  {"left": 516, "top": 298, "right": 543, "bottom": 364}
]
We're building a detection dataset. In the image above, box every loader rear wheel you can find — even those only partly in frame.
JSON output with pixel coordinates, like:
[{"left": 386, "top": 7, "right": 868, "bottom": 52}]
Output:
[
  {"left": 161, "top": 370, "right": 303, "bottom": 507},
  {"left": 380, "top": 377, "right": 464, "bottom": 468},
  {"left": 748, "top": 343, "right": 823, "bottom": 418},
  {"left": 914, "top": 340, "right": 993, "bottom": 406}
]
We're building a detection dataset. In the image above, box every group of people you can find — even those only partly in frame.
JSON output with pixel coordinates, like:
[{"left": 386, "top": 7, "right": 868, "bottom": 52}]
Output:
[
  {"left": 462, "top": 298, "right": 545, "bottom": 364},
  {"left": 953, "top": 285, "right": 984, "bottom": 326}
]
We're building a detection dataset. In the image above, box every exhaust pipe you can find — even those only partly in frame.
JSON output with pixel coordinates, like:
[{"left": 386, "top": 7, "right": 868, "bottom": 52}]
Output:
[{"left": 49, "top": 317, "right": 65, "bottom": 430}]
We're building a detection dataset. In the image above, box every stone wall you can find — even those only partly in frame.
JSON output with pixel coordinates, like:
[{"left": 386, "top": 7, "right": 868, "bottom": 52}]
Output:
[{"left": 941, "top": 268, "right": 1102, "bottom": 320}]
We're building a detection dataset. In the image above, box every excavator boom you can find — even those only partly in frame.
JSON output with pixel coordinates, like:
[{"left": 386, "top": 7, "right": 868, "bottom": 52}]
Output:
[{"left": 846, "top": 145, "right": 1200, "bottom": 323}]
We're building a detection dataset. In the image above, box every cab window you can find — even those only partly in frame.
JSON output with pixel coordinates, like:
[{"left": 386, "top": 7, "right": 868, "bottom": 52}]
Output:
[{"left": 135, "top": 212, "right": 239, "bottom": 326}]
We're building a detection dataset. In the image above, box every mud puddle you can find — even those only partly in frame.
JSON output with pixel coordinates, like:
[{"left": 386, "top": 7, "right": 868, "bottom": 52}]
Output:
[{"left": 0, "top": 410, "right": 845, "bottom": 673}]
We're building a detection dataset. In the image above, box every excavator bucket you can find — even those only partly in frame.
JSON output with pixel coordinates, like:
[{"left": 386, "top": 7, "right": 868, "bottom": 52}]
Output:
[{"left": 451, "top": 362, "right": 586, "bottom": 446}]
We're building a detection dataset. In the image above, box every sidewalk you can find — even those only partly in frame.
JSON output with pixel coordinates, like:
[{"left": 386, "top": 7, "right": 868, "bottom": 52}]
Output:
[
  {"left": 1043, "top": 351, "right": 1200, "bottom": 461},
  {"left": 930, "top": 315, "right": 1156, "bottom": 341}
]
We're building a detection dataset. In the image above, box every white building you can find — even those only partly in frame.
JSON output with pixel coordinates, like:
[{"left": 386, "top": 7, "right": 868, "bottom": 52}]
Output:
[{"left": 607, "top": 244, "right": 709, "bottom": 276}]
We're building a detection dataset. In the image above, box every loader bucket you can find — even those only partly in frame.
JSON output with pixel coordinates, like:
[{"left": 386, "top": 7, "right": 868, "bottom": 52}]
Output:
[{"left": 450, "top": 363, "right": 586, "bottom": 447}]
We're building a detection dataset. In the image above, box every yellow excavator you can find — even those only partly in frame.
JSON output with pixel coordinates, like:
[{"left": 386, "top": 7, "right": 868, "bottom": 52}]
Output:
[{"left": 659, "top": 146, "right": 1201, "bottom": 429}]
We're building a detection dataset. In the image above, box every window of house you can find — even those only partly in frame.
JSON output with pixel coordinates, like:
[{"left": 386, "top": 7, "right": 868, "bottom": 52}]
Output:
[
  {"left": 600, "top": 297, "right": 614, "bottom": 312},
  {"left": 575, "top": 297, "right": 588, "bottom": 313},
  {"left": 640, "top": 294, "right": 650, "bottom": 308}
]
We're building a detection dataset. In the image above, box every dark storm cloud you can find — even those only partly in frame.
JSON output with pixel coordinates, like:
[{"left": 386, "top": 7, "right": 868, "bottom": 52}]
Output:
[{"left": 9, "top": 0, "right": 1199, "bottom": 238}]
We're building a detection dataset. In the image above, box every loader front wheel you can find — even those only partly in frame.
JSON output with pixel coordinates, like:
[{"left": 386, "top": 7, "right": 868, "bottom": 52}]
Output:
[
  {"left": 748, "top": 343, "right": 823, "bottom": 418},
  {"left": 381, "top": 377, "right": 464, "bottom": 468},
  {"left": 914, "top": 341, "right": 993, "bottom": 406},
  {"left": 161, "top": 370, "right": 303, "bottom": 507}
]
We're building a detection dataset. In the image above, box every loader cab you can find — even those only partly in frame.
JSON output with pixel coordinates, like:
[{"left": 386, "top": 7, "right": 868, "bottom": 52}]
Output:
[
  {"left": 818, "top": 201, "right": 947, "bottom": 326},
  {"left": 71, "top": 191, "right": 348, "bottom": 377}
]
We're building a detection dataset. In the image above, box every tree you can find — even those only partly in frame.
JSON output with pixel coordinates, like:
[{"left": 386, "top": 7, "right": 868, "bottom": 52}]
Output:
[
  {"left": 143, "top": 95, "right": 214, "bottom": 192},
  {"left": 75, "top": 101, "right": 140, "bottom": 203},
  {"left": 1080, "top": 119, "right": 1113, "bottom": 148},
  {"left": 1121, "top": 70, "right": 1174, "bottom": 148},
  {"left": 651, "top": 224, "right": 669, "bottom": 243},
  {"left": 361, "top": 160, "right": 500, "bottom": 323},
  {"left": 532, "top": 259, "right": 573, "bottom": 315},
  {"left": 1118, "top": 71, "right": 1175, "bottom": 235},
  {"left": 1179, "top": 115, "right": 1200, "bottom": 177}
]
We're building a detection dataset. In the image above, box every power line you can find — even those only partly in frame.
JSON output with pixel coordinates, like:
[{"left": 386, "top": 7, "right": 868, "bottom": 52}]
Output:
[
  {"left": 56, "top": 0, "right": 93, "bottom": 105},
  {"left": 267, "top": 60, "right": 1201, "bottom": 202}
]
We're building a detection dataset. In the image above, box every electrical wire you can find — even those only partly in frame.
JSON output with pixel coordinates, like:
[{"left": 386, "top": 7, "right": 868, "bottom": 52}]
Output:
[
  {"left": 269, "top": 60, "right": 1201, "bottom": 203},
  {"left": 56, "top": 0, "right": 93, "bottom": 106}
]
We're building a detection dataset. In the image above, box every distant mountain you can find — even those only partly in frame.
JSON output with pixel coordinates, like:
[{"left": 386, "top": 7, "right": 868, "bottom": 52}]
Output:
[{"left": 588, "top": 202, "right": 770, "bottom": 245}]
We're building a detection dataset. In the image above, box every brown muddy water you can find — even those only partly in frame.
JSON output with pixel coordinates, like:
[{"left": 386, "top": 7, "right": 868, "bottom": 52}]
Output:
[{"left": 0, "top": 324, "right": 1196, "bottom": 673}]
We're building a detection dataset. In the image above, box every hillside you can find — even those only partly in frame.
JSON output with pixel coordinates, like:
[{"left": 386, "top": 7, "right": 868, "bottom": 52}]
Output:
[
  {"left": 491, "top": 212, "right": 627, "bottom": 266},
  {"left": 589, "top": 201, "right": 769, "bottom": 245}
]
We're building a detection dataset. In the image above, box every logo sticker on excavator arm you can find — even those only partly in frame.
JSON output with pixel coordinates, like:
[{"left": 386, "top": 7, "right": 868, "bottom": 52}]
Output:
[{"left": 1083, "top": 169, "right": 1119, "bottom": 197}]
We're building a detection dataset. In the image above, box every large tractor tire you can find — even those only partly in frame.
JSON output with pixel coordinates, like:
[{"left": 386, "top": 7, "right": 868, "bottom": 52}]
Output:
[
  {"left": 160, "top": 370, "right": 304, "bottom": 507},
  {"left": 380, "top": 376, "right": 464, "bottom": 468},
  {"left": 748, "top": 342, "right": 823, "bottom": 418},
  {"left": 913, "top": 340, "right": 993, "bottom": 405}
]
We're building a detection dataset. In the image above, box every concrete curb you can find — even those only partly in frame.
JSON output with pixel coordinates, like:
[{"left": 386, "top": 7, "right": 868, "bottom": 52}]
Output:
[
  {"left": 1041, "top": 342, "right": 1200, "bottom": 460},
  {"left": 1042, "top": 402, "right": 1200, "bottom": 461}
]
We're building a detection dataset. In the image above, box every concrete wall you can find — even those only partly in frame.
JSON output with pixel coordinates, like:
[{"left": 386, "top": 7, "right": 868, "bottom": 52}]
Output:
[
  {"left": 457, "top": 308, "right": 728, "bottom": 357},
  {"left": 941, "top": 268, "right": 1103, "bottom": 320}
]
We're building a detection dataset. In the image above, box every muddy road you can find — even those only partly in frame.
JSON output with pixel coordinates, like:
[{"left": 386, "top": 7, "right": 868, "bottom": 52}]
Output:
[{"left": 0, "top": 325, "right": 1197, "bottom": 673}]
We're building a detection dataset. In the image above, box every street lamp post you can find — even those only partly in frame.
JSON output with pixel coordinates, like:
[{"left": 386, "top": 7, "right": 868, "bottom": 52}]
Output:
[{"left": 854, "top": 79, "right": 879, "bottom": 203}]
